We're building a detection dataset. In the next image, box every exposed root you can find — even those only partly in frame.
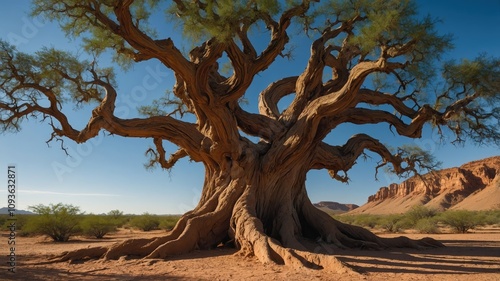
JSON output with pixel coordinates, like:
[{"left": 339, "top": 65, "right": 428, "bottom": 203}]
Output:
[
  {"left": 50, "top": 180, "right": 242, "bottom": 264},
  {"left": 267, "top": 239, "right": 357, "bottom": 274},
  {"left": 231, "top": 188, "right": 359, "bottom": 274},
  {"left": 379, "top": 236, "right": 445, "bottom": 249},
  {"left": 51, "top": 246, "right": 108, "bottom": 263},
  {"left": 50, "top": 179, "right": 442, "bottom": 274},
  {"left": 302, "top": 198, "right": 444, "bottom": 250}
]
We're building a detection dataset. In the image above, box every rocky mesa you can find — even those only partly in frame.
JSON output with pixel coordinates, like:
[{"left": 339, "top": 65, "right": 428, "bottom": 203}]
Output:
[
  {"left": 349, "top": 156, "right": 500, "bottom": 214},
  {"left": 314, "top": 201, "right": 359, "bottom": 214}
]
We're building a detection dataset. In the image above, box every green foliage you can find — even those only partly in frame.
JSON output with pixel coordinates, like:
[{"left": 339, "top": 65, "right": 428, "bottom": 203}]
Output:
[
  {"left": 438, "top": 210, "right": 485, "bottom": 233},
  {"left": 0, "top": 214, "right": 7, "bottom": 228},
  {"left": 414, "top": 217, "right": 439, "bottom": 234},
  {"left": 138, "top": 91, "right": 189, "bottom": 119},
  {"left": 107, "top": 209, "right": 128, "bottom": 227},
  {"left": 440, "top": 54, "right": 500, "bottom": 145},
  {"left": 130, "top": 213, "right": 160, "bottom": 231},
  {"left": 159, "top": 215, "right": 181, "bottom": 231},
  {"left": 2, "top": 215, "right": 33, "bottom": 237},
  {"left": 482, "top": 210, "right": 500, "bottom": 226},
  {"left": 336, "top": 214, "right": 381, "bottom": 228},
  {"left": 316, "top": 0, "right": 452, "bottom": 61},
  {"left": 80, "top": 215, "right": 118, "bottom": 239},
  {"left": 405, "top": 206, "right": 437, "bottom": 226},
  {"left": 107, "top": 209, "right": 124, "bottom": 219},
  {"left": 0, "top": 39, "right": 115, "bottom": 132},
  {"left": 385, "top": 145, "right": 442, "bottom": 177},
  {"left": 32, "top": 0, "right": 160, "bottom": 68},
  {"left": 393, "top": 206, "right": 439, "bottom": 234},
  {"left": 167, "top": 0, "right": 281, "bottom": 42},
  {"left": 24, "top": 203, "right": 82, "bottom": 242},
  {"left": 336, "top": 209, "right": 498, "bottom": 234},
  {"left": 336, "top": 206, "right": 441, "bottom": 234},
  {"left": 379, "top": 214, "right": 404, "bottom": 233}
]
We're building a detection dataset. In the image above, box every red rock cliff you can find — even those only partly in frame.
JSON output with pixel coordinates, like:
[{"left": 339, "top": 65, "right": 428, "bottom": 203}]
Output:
[{"left": 367, "top": 156, "right": 500, "bottom": 205}]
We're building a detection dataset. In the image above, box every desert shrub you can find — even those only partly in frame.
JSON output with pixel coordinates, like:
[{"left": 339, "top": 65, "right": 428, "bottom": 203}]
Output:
[
  {"left": 333, "top": 215, "right": 356, "bottom": 225},
  {"left": 482, "top": 210, "right": 500, "bottom": 226},
  {"left": 23, "top": 203, "right": 82, "bottom": 242},
  {"left": 107, "top": 209, "right": 123, "bottom": 219},
  {"left": 159, "top": 215, "right": 180, "bottom": 230},
  {"left": 392, "top": 216, "right": 415, "bottom": 231},
  {"left": 405, "top": 206, "right": 437, "bottom": 227},
  {"left": 379, "top": 214, "right": 405, "bottom": 233},
  {"left": 414, "top": 217, "right": 439, "bottom": 234},
  {"left": 2, "top": 215, "right": 33, "bottom": 237},
  {"left": 0, "top": 214, "right": 7, "bottom": 228},
  {"left": 130, "top": 213, "right": 160, "bottom": 231},
  {"left": 350, "top": 214, "right": 381, "bottom": 228},
  {"left": 107, "top": 209, "right": 128, "bottom": 227},
  {"left": 438, "top": 210, "right": 485, "bottom": 233},
  {"left": 10, "top": 214, "right": 31, "bottom": 232},
  {"left": 80, "top": 215, "right": 118, "bottom": 238}
]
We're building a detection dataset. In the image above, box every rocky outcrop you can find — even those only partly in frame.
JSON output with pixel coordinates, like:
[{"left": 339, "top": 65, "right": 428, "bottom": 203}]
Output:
[
  {"left": 314, "top": 201, "right": 359, "bottom": 213},
  {"left": 350, "top": 156, "right": 500, "bottom": 214}
]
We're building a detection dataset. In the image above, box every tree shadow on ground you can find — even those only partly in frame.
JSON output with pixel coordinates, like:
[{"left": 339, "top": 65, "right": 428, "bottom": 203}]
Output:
[
  {"left": 2, "top": 266, "right": 197, "bottom": 281},
  {"left": 11, "top": 238, "right": 499, "bottom": 279},
  {"left": 10, "top": 254, "right": 208, "bottom": 281},
  {"left": 335, "top": 241, "right": 500, "bottom": 274}
]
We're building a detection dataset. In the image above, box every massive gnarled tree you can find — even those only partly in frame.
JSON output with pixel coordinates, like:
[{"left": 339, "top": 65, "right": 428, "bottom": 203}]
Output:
[{"left": 1, "top": 0, "right": 499, "bottom": 272}]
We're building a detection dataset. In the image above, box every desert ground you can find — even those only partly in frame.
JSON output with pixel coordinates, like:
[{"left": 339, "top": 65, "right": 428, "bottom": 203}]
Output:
[{"left": 2, "top": 228, "right": 499, "bottom": 281}]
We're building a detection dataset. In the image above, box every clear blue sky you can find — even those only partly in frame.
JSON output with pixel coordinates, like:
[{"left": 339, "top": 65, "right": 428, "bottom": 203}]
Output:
[{"left": 1, "top": 1, "right": 499, "bottom": 215}]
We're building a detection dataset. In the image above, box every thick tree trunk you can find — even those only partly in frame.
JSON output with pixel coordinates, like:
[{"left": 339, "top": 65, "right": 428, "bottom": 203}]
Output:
[{"left": 52, "top": 151, "right": 443, "bottom": 273}]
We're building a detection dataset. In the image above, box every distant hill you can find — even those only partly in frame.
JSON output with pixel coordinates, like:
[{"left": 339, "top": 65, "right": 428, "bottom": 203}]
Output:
[
  {"left": 348, "top": 156, "right": 500, "bottom": 215},
  {"left": 314, "top": 201, "right": 359, "bottom": 215},
  {"left": 0, "top": 207, "right": 34, "bottom": 215}
]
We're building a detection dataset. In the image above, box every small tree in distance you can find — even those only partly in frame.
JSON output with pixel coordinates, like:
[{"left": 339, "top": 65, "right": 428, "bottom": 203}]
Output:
[
  {"left": 439, "top": 210, "right": 485, "bottom": 234},
  {"left": 130, "top": 213, "right": 161, "bottom": 231},
  {"left": 107, "top": 209, "right": 128, "bottom": 227},
  {"left": 107, "top": 210, "right": 124, "bottom": 219},
  {"left": 25, "top": 203, "right": 82, "bottom": 242},
  {"left": 81, "top": 215, "right": 118, "bottom": 239},
  {"left": 1, "top": 0, "right": 499, "bottom": 271}
]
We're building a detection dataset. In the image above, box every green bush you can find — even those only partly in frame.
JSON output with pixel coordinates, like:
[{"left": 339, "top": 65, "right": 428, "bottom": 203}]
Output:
[
  {"left": 333, "top": 215, "right": 356, "bottom": 225},
  {"left": 405, "top": 206, "right": 437, "bottom": 227},
  {"left": 379, "top": 214, "right": 404, "bottom": 233},
  {"left": 334, "top": 209, "right": 499, "bottom": 234},
  {"left": 23, "top": 203, "right": 82, "bottom": 242},
  {"left": 334, "top": 214, "right": 385, "bottom": 229},
  {"left": 2, "top": 215, "right": 33, "bottom": 237},
  {"left": 107, "top": 209, "right": 124, "bottom": 219},
  {"left": 352, "top": 214, "right": 381, "bottom": 228},
  {"left": 80, "top": 215, "right": 117, "bottom": 238},
  {"left": 159, "top": 215, "right": 180, "bottom": 230},
  {"left": 0, "top": 215, "right": 7, "bottom": 228},
  {"left": 438, "top": 210, "right": 485, "bottom": 233},
  {"left": 482, "top": 210, "right": 500, "bottom": 226},
  {"left": 130, "top": 213, "right": 160, "bottom": 231},
  {"left": 106, "top": 209, "right": 128, "bottom": 228},
  {"left": 414, "top": 217, "right": 439, "bottom": 234}
]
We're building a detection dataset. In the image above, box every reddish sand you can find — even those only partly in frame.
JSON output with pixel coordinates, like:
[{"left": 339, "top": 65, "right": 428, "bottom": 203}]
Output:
[{"left": 2, "top": 228, "right": 499, "bottom": 281}]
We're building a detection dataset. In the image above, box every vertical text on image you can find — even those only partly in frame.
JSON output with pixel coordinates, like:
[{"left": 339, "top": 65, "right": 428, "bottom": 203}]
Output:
[{"left": 6, "top": 165, "right": 17, "bottom": 273}]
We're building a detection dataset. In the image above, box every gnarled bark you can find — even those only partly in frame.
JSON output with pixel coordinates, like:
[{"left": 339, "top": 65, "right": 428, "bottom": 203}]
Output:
[
  {"left": 52, "top": 148, "right": 443, "bottom": 273},
  {"left": 5, "top": 0, "right": 498, "bottom": 276}
]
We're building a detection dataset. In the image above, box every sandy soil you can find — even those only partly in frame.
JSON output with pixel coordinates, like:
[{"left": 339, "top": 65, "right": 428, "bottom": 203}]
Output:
[{"left": 2, "top": 228, "right": 499, "bottom": 281}]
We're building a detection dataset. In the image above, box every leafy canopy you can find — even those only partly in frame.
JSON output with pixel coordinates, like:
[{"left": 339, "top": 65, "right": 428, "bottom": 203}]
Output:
[{"left": 0, "top": 0, "right": 497, "bottom": 183}]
